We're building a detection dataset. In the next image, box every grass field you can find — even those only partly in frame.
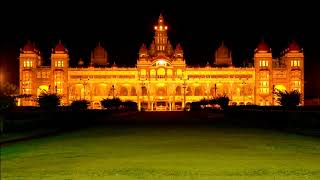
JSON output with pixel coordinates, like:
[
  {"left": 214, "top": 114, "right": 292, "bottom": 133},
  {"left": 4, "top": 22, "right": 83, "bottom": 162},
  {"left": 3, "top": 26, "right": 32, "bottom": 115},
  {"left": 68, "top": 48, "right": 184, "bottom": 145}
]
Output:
[{"left": 1, "top": 112, "right": 320, "bottom": 179}]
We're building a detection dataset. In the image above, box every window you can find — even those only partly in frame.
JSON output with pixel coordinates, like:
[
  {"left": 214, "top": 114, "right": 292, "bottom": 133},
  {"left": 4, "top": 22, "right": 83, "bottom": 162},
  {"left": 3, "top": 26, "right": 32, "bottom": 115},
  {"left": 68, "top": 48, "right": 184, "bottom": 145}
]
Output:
[
  {"left": 55, "top": 60, "right": 64, "bottom": 67},
  {"left": 291, "top": 81, "right": 301, "bottom": 87},
  {"left": 260, "top": 81, "right": 269, "bottom": 94},
  {"left": 259, "top": 60, "right": 268, "bottom": 67},
  {"left": 291, "top": 60, "right": 300, "bottom": 67},
  {"left": 260, "top": 81, "right": 268, "bottom": 87},
  {"left": 23, "top": 59, "right": 33, "bottom": 67},
  {"left": 260, "top": 88, "right": 269, "bottom": 94},
  {"left": 54, "top": 72, "right": 63, "bottom": 94}
]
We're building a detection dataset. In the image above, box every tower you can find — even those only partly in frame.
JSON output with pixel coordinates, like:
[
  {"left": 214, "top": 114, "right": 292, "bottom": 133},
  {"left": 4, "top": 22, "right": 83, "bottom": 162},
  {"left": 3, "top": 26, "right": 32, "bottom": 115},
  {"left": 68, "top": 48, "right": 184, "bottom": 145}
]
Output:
[
  {"left": 153, "top": 14, "right": 168, "bottom": 54},
  {"left": 283, "top": 41, "right": 304, "bottom": 104},
  {"left": 19, "top": 41, "right": 41, "bottom": 105},
  {"left": 51, "top": 40, "right": 69, "bottom": 105},
  {"left": 254, "top": 40, "right": 273, "bottom": 105}
]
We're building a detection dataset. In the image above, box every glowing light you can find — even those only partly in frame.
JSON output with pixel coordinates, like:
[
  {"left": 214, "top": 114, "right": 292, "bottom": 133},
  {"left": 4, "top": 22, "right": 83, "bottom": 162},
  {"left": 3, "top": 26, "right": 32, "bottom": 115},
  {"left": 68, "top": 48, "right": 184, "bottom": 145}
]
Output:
[
  {"left": 165, "top": 26, "right": 167, "bottom": 30},
  {"left": 154, "top": 26, "right": 157, "bottom": 30},
  {"left": 160, "top": 26, "right": 163, "bottom": 30},
  {"left": 157, "top": 60, "right": 166, "bottom": 65}
]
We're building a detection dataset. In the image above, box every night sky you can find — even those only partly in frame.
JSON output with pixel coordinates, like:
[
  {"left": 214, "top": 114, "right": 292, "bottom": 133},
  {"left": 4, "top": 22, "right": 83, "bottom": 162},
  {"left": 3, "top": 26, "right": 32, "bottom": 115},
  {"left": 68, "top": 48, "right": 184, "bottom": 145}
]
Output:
[{"left": 1, "top": 1, "right": 319, "bottom": 97}]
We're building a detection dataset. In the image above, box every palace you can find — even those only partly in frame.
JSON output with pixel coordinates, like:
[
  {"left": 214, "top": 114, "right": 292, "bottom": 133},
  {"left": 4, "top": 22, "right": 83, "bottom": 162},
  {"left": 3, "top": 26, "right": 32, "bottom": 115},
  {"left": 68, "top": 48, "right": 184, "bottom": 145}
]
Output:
[{"left": 19, "top": 14, "right": 304, "bottom": 110}]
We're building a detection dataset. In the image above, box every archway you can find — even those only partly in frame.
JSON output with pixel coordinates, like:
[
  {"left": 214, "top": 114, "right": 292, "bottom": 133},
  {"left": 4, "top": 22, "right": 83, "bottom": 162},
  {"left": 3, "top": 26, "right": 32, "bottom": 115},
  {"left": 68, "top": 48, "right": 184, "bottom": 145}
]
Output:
[
  {"left": 194, "top": 86, "right": 203, "bottom": 96},
  {"left": 157, "top": 87, "right": 167, "bottom": 96},
  {"left": 130, "top": 87, "right": 137, "bottom": 96},
  {"left": 175, "top": 86, "right": 181, "bottom": 95},
  {"left": 120, "top": 86, "right": 128, "bottom": 96}
]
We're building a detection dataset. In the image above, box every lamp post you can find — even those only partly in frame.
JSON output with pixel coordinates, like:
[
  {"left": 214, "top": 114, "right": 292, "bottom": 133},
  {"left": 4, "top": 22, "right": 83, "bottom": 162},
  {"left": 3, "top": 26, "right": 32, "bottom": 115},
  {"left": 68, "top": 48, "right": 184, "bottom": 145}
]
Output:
[
  {"left": 111, "top": 84, "right": 115, "bottom": 98},
  {"left": 81, "top": 78, "right": 89, "bottom": 100}
]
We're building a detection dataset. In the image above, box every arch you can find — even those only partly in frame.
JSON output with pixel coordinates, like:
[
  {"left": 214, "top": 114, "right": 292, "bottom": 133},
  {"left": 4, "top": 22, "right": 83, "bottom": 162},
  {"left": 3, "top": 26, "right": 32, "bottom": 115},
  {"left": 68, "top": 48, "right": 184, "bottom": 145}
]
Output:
[
  {"left": 167, "top": 69, "right": 173, "bottom": 76},
  {"left": 177, "top": 69, "right": 182, "bottom": 76},
  {"left": 150, "top": 69, "right": 156, "bottom": 76},
  {"left": 142, "top": 86, "right": 148, "bottom": 96},
  {"left": 96, "top": 84, "right": 107, "bottom": 96},
  {"left": 194, "top": 86, "right": 203, "bottom": 96},
  {"left": 120, "top": 86, "right": 128, "bottom": 96},
  {"left": 175, "top": 86, "right": 181, "bottom": 95},
  {"left": 157, "top": 68, "right": 165, "bottom": 76},
  {"left": 75, "top": 84, "right": 82, "bottom": 97},
  {"left": 130, "top": 87, "right": 137, "bottom": 96},
  {"left": 157, "top": 87, "right": 167, "bottom": 96},
  {"left": 186, "top": 87, "right": 192, "bottom": 96},
  {"left": 37, "top": 85, "right": 49, "bottom": 96},
  {"left": 210, "top": 87, "right": 216, "bottom": 97},
  {"left": 140, "top": 69, "right": 146, "bottom": 76}
]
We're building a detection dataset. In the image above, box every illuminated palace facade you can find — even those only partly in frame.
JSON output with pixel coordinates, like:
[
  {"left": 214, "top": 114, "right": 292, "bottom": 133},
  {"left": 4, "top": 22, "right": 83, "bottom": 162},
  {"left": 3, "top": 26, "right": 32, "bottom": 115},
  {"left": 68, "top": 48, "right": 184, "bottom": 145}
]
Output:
[{"left": 19, "top": 15, "right": 304, "bottom": 110}]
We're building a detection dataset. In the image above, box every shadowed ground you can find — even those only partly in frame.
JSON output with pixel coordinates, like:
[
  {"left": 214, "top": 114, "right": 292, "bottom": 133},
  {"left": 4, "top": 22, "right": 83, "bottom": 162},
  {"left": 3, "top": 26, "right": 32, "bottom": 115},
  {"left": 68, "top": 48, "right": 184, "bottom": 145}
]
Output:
[{"left": 1, "top": 112, "right": 320, "bottom": 179}]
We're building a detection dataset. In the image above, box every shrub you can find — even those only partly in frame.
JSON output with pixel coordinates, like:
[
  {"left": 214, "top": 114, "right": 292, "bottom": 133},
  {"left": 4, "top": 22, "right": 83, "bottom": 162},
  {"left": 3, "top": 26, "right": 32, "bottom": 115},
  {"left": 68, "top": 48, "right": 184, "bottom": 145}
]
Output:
[
  {"left": 274, "top": 89, "right": 301, "bottom": 108},
  {"left": 101, "top": 98, "right": 121, "bottom": 110},
  {"left": 71, "top": 100, "right": 90, "bottom": 110},
  {"left": 215, "top": 95, "right": 230, "bottom": 110},
  {"left": 37, "top": 92, "right": 61, "bottom": 110}
]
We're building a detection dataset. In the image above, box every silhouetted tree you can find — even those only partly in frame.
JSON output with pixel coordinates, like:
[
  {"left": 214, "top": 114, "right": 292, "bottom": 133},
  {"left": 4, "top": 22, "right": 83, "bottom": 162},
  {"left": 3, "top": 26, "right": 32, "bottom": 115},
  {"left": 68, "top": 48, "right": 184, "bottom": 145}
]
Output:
[
  {"left": 274, "top": 89, "right": 301, "bottom": 107},
  {"left": 71, "top": 100, "right": 90, "bottom": 110},
  {"left": 215, "top": 95, "right": 230, "bottom": 110},
  {"left": 37, "top": 92, "right": 61, "bottom": 110},
  {"left": 101, "top": 98, "right": 121, "bottom": 110}
]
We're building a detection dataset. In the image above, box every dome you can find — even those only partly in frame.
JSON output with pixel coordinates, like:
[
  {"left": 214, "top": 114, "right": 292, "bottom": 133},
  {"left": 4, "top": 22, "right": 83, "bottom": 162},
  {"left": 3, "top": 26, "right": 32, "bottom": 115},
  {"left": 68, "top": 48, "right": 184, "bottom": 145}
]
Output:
[
  {"left": 288, "top": 41, "right": 300, "bottom": 52},
  {"left": 92, "top": 42, "right": 106, "bottom": 58},
  {"left": 139, "top": 43, "right": 148, "bottom": 54},
  {"left": 257, "top": 41, "right": 269, "bottom": 52},
  {"left": 55, "top": 40, "right": 66, "bottom": 52},
  {"left": 175, "top": 43, "right": 183, "bottom": 53},
  {"left": 216, "top": 41, "right": 230, "bottom": 58},
  {"left": 23, "top": 41, "right": 35, "bottom": 51}
]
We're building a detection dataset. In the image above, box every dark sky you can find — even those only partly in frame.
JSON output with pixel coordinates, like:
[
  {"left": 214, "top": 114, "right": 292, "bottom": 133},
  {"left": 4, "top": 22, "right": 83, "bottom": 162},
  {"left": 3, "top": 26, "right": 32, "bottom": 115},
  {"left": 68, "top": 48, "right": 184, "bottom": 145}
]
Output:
[{"left": 1, "top": 1, "right": 319, "bottom": 97}]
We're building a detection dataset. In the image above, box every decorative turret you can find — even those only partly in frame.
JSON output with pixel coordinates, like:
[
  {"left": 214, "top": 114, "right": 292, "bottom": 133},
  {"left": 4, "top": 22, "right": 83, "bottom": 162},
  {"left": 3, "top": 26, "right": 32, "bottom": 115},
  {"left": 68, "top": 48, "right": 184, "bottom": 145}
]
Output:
[
  {"left": 54, "top": 40, "right": 67, "bottom": 53},
  {"left": 91, "top": 42, "right": 108, "bottom": 66},
  {"left": 214, "top": 41, "right": 232, "bottom": 66},
  {"left": 149, "top": 41, "right": 156, "bottom": 56},
  {"left": 139, "top": 43, "right": 148, "bottom": 58},
  {"left": 78, "top": 58, "right": 84, "bottom": 66},
  {"left": 165, "top": 40, "right": 174, "bottom": 56},
  {"left": 255, "top": 40, "right": 271, "bottom": 53},
  {"left": 174, "top": 43, "right": 183, "bottom": 57}
]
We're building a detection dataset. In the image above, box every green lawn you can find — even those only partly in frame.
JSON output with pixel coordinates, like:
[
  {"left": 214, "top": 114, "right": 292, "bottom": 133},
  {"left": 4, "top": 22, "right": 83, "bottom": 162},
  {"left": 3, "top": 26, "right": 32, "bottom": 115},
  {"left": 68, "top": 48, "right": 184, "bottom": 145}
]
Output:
[{"left": 1, "top": 125, "right": 320, "bottom": 179}]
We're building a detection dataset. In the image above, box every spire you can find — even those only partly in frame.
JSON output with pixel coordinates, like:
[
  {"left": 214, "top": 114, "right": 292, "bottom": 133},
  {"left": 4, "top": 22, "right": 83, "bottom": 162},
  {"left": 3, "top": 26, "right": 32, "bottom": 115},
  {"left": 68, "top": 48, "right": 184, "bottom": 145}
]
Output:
[{"left": 154, "top": 13, "right": 168, "bottom": 31}]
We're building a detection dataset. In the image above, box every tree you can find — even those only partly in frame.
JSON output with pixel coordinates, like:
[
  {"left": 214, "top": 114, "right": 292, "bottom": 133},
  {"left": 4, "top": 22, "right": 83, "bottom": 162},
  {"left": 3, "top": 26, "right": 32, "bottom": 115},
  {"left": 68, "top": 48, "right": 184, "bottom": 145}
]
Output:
[
  {"left": 37, "top": 92, "right": 61, "bottom": 110},
  {"left": 101, "top": 98, "right": 121, "bottom": 110},
  {"left": 0, "top": 82, "right": 19, "bottom": 110},
  {"left": 215, "top": 94, "right": 230, "bottom": 110},
  {"left": 121, "top": 100, "right": 138, "bottom": 111},
  {"left": 0, "top": 94, "right": 16, "bottom": 111},
  {"left": 71, "top": 100, "right": 90, "bottom": 110},
  {"left": 274, "top": 89, "right": 301, "bottom": 107}
]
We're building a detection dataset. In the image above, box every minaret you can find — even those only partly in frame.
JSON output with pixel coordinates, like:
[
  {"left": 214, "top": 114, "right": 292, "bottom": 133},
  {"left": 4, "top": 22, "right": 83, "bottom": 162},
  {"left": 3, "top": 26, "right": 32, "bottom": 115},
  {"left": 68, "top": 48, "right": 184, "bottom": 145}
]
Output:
[{"left": 154, "top": 14, "right": 168, "bottom": 52}]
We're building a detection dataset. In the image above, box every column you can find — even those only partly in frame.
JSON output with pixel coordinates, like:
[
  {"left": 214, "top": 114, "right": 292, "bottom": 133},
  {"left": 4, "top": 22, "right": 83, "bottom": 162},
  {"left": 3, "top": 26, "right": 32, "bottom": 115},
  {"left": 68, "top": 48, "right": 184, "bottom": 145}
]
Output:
[{"left": 151, "top": 102, "right": 154, "bottom": 111}]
